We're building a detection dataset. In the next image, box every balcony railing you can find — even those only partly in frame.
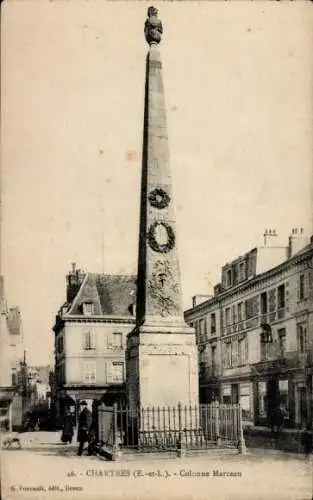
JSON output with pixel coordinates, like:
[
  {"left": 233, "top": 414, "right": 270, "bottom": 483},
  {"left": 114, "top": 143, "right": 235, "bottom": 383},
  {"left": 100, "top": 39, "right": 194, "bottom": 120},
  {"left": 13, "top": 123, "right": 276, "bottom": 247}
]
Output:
[
  {"left": 251, "top": 349, "right": 309, "bottom": 374},
  {"left": 221, "top": 308, "right": 288, "bottom": 337}
]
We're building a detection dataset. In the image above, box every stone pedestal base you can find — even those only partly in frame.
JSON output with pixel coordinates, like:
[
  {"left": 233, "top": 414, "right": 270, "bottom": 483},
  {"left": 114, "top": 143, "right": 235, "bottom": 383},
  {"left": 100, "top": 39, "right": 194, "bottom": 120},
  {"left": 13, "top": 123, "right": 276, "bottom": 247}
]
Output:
[{"left": 126, "top": 327, "right": 199, "bottom": 410}]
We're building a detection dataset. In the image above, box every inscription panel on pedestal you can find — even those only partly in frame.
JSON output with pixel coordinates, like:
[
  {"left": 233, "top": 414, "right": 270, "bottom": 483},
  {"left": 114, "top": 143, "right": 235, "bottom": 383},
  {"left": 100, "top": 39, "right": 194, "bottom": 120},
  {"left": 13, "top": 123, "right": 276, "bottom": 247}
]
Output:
[{"left": 141, "top": 354, "right": 190, "bottom": 407}]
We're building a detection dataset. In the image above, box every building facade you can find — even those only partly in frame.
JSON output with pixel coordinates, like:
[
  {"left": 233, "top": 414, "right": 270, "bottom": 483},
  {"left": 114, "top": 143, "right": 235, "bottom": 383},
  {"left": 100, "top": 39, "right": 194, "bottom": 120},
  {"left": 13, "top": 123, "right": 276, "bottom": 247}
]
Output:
[
  {"left": 53, "top": 265, "right": 136, "bottom": 419},
  {"left": 0, "top": 276, "right": 24, "bottom": 429},
  {"left": 185, "top": 229, "right": 313, "bottom": 429}
]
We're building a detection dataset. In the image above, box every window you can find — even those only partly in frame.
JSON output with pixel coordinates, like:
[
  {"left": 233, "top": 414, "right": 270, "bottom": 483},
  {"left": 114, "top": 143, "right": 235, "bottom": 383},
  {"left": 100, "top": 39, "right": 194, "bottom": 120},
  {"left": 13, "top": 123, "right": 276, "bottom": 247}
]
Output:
[
  {"left": 199, "top": 318, "right": 207, "bottom": 342},
  {"left": 268, "top": 289, "right": 276, "bottom": 312},
  {"left": 277, "top": 284, "right": 285, "bottom": 309},
  {"left": 260, "top": 292, "right": 267, "bottom": 315},
  {"left": 239, "top": 262, "right": 245, "bottom": 282},
  {"left": 83, "top": 331, "right": 96, "bottom": 350},
  {"left": 299, "top": 274, "right": 305, "bottom": 300},
  {"left": 210, "top": 313, "right": 216, "bottom": 334},
  {"left": 244, "top": 300, "right": 250, "bottom": 319},
  {"left": 278, "top": 328, "right": 286, "bottom": 357},
  {"left": 239, "top": 337, "right": 248, "bottom": 365},
  {"left": 83, "top": 361, "right": 96, "bottom": 382},
  {"left": 212, "top": 346, "right": 217, "bottom": 369},
  {"left": 222, "top": 384, "right": 231, "bottom": 404},
  {"left": 233, "top": 265, "right": 238, "bottom": 285},
  {"left": 279, "top": 380, "right": 289, "bottom": 418},
  {"left": 111, "top": 362, "right": 124, "bottom": 383},
  {"left": 223, "top": 342, "right": 232, "bottom": 368},
  {"left": 231, "top": 339, "right": 239, "bottom": 367},
  {"left": 112, "top": 332, "right": 123, "bottom": 349},
  {"left": 11, "top": 371, "right": 17, "bottom": 386},
  {"left": 240, "top": 383, "right": 251, "bottom": 419},
  {"left": 232, "top": 305, "right": 237, "bottom": 324},
  {"left": 225, "top": 307, "right": 231, "bottom": 326},
  {"left": 238, "top": 302, "right": 243, "bottom": 321},
  {"left": 297, "top": 323, "right": 308, "bottom": 353},
  {"left": 83, "top": 302, "right": 95, "bottom": 316},
  {"left": 226, "top": 269, "right": 232, "bottom": 288}
]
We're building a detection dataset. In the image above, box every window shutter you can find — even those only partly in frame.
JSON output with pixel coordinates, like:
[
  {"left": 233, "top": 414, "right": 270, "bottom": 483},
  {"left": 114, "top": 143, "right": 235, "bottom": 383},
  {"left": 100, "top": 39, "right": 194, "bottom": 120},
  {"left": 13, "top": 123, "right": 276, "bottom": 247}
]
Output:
[
  {"left": 244, "top": 337, "right": 248, "bottom": 364},
  {"left": 83, "top": 331, "right": 88, "bottom": 350},
  {"left": 106, "top": 361, "right": 112, "bottom": 384},
  {"left": 91, "top": 331, "right": 96, "bottom": 349},
  {"left": 255, "top": 296, "right": 259, "bottom": 317},
  {"left": 306, "top": 272, "right": 311, "bottom": 299},
  {"left": 107, "top": 332, "right": 112, "bottom": 348}
]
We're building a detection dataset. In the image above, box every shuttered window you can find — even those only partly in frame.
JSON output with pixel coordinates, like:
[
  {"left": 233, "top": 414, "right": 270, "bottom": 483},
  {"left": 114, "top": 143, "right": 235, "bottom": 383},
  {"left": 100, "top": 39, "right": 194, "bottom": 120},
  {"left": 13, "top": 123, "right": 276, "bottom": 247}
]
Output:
[{"left": 83, "top": 331, "right": 96, "bottom": 350}]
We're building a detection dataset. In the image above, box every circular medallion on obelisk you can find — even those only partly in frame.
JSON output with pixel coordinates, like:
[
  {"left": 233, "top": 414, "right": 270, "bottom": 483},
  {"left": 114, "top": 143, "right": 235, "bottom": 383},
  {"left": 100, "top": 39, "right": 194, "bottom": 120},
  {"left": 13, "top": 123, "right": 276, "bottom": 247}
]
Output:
[
  {"left": 148, "top": 188, "right": 170, "bottom": 209},
  {"left": 148, "top": 221, "right": 175, "bottom": 253}
]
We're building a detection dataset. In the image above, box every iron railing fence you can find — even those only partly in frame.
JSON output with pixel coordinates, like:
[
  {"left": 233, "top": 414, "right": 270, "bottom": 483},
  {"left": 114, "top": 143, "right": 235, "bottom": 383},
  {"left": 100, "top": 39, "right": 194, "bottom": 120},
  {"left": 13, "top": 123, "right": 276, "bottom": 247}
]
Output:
[{"left": 98, "top": 402, "right": 243, "bottom": 453}]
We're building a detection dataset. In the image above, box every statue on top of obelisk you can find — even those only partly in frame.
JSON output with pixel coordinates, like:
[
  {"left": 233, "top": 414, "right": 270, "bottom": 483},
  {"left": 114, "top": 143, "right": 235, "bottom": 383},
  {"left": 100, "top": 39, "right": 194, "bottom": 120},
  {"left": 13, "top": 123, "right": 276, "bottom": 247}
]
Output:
[{"left": 144, "top": 6, "right": 163, "bottom": 45}]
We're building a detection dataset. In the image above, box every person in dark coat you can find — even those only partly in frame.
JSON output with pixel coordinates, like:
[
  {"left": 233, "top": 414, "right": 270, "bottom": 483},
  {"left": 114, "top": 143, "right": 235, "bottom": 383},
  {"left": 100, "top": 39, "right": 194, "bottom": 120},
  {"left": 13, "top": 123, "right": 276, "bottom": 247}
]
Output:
[
  {"left": 77, "top": 401, "right": 92, "bottom": 456},
  {"left": 270, "top": 405, "right": 284, "bottom": 435},
  {"left": 61, "top": 409, "right": 75, "bottom": 444}
]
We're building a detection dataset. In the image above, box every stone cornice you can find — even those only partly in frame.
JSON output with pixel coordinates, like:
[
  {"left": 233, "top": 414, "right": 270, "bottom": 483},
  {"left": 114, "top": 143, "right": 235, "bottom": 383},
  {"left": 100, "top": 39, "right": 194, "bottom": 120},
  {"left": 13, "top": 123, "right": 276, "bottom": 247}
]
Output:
[{"left": 53, "top": 315, "right": 135, "bottom": 335}]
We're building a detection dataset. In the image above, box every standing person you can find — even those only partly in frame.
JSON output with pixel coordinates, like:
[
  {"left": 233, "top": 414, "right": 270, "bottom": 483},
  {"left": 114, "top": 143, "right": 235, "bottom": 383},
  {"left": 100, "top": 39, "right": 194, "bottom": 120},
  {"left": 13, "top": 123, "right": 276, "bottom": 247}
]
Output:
[
  {"left": 61, "top": 408, "right": 74, "bottom": 444},
  {"left": 77, "top": 401, "right": 92, "bottom": 456},
  {"left": 271, "top": 404, "right": 284, "bottom": 435},
  {"left": 87, "top": 400, "right": 99, "bottom": 456}
]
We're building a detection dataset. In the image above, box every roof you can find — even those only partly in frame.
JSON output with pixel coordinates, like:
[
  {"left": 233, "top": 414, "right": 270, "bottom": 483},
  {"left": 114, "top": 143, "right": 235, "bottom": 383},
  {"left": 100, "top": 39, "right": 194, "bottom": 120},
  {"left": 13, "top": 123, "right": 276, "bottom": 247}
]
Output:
[
  {"left": 67, "top": 273, "right": 136, "bottom": 317},
  {"left": 292, "top": 239, "right": 313, "bottom": 258},
  {"left": 185, "top": 238, "right": 313, "bottom": 316}
]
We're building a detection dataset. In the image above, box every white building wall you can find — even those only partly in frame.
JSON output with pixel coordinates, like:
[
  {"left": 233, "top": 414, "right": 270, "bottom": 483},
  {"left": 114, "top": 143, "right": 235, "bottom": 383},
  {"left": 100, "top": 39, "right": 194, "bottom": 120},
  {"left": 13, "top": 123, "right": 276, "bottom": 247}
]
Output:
[{"left": 61, "top": 321, "right": 132, "bottom": 386}]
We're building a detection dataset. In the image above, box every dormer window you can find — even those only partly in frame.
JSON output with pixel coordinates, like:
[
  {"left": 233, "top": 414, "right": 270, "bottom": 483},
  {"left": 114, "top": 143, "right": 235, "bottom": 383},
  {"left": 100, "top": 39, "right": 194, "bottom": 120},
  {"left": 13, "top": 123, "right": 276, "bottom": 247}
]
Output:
[
  {"left": 226, "top": 269, "right": 232, "bottom": 288},
  {"left": 62, "top": 305, "right": 68, "bottom": 315},
  {"left": 239, "top": 262, "right": 245, "bottom": 282},
  {"left": 82, "top": 302, "right": 94, "bottom": 316}
]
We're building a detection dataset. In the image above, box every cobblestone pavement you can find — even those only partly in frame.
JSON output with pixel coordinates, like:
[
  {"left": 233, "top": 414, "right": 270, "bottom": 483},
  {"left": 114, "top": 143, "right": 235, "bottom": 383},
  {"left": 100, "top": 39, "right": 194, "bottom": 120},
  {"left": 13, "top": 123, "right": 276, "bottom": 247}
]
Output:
[{"left": 1, "top": 431, "right": 312, "bottom": 500}]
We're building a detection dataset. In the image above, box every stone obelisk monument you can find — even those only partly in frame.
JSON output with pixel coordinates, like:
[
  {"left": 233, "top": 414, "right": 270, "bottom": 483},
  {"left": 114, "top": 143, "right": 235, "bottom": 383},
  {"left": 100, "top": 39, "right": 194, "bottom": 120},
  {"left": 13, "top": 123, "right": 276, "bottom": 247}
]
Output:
[{"left": 126, "top": 7, "right": 199, "bottom": 410}]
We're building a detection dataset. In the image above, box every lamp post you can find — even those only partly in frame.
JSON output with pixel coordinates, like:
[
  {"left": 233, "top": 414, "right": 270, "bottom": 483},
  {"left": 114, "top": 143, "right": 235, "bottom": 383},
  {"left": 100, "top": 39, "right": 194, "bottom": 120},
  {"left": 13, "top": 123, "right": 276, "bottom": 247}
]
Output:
[{"left": 21, "top": 350, "right": 29, "bottom": 417}]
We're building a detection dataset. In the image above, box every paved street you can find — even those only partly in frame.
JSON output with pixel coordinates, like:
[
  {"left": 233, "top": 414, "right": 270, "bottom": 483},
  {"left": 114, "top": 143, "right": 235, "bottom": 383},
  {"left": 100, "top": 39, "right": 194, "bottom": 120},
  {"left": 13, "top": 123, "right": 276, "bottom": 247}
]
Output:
[{"left": 1, "top": 431, "right": 312, "bottom": 500}]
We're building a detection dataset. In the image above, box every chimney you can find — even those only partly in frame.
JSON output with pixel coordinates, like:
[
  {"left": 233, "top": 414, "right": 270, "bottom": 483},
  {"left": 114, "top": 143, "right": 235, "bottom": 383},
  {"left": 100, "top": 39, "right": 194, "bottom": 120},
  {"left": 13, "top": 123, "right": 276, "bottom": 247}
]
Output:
[
  {"left": 288, "top": 227, "right": 309, "bottom": 258},
  {"left": 263, "top": 228, "right": 278, "bottom": 247},
  {"left": 66, "top": 263, "right": 85, "bottom": 302},
  {"left": 192, "top": 294, "right": 212, "bottom": 308}
]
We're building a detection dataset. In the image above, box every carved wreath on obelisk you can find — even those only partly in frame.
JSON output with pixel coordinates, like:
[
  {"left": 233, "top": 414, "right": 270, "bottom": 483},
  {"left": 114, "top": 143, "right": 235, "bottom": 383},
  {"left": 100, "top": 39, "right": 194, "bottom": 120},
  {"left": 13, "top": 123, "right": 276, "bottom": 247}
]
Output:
[
  {"left": 148, "top": 260, "right": 180, "bottom": 316},
  {"left": 144, "top": 6, "right": 163, "bottom": 45},
  {"left": 148, "top": 188, "right": 171, "bottom": 209},
  {"left": 148, "top": 221, "right": 175, "bottom": 253}
]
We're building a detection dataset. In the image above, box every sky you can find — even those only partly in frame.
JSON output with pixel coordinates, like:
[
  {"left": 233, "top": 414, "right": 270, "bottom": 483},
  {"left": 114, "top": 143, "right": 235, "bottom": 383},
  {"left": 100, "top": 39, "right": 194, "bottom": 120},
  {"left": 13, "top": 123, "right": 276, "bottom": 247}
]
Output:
[{"left": 1, "top": 1, "right": 313, "bottom": 365}]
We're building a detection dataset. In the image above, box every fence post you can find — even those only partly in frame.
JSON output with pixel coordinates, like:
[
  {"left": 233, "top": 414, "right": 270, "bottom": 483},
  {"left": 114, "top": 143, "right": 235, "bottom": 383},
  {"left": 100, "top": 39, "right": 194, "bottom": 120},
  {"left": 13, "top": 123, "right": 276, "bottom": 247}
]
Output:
[
  {"left": 8, "top": 400, "right": 12, "bottom": 433},
  {"left": 177, "top": 401, "right": 186, "bottom": 458},
  {"left": 238, "top": 404, "right": 247, "bottom": 455},
  {"left": 112, "top": 402, "right": 121, "bottom": 461},
  {"left": 215, "top": 402, "right": 221, "bottom": 446}
]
